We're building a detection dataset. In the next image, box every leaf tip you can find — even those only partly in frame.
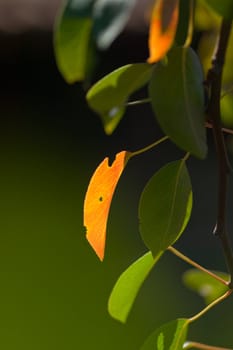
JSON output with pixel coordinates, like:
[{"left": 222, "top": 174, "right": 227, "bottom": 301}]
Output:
[{"left": 86, "top": 230, "right": 105, "bottom": 261}]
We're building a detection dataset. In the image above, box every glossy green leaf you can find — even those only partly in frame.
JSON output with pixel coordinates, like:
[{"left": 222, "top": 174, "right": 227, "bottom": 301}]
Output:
[
  {"left": 139, "top": 160, "right": 192, "bottom": 257},
  {"left": 203, "top": 0, "right": 233, "bottom": 20},
  {"left": 183, "top": 269, "right": 229, "bottom": 304},
  {"left": 140, "top": 318, "right": 189, "bottom": 350},
  {"left": 149, "top": 46, "right": 207, "bottom": 159},
  {"left": 93, "top": 0, "right": 137, "bottom": 49},
  {"left": 108, "top": 251, "right": 163, "bottom": 323},
  {"left": 86, "top": 63, "right": 152, "bottom": 134},
  {"left": 54, "top": 0, "right": 95, "bottom": 83}
]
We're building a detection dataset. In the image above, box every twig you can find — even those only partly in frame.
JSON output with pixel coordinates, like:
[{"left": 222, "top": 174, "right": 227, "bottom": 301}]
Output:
[
  {"left": 126, "top": 98, "right": 151, "bottom": 107},
  {"left": 168, "top": 246, "right": 228, "bottom": 286},
  {"left": 206, "top": 19, "right": 233, "bottom": 287},
  {"left": 189, "top": 289, "right": 233, "bottom": 323},
  {"left": 130, "top": 135, "right": 168, "bottom": 157},
  {"left": 183, "top": 340, "right": 233, "bottom": 350},
  {"left": 205, "top": 122, "right": 233, "bottom": 136}
]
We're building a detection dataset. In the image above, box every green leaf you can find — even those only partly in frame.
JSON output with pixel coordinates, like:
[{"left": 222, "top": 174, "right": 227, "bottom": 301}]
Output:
[
  {"left": 175, "top": 0, "right": 191, "bottom": 46},
  {"left": 140, "top": 318, "right": 189, "bottom": 350},
  {"left": 54, "top": 0, "right": 95, "bottom": 83},
  {"left": 86, "top": 63, "right": 152, "bottom": 134},
  {"left": 221, "top": 92, "right": 233, "bottom": 127},
  {"left": 108, "top": 251, "right": 163, "bottom": 323},
  {"left": 203, "top": 0, "right": 233, "bottom": 20},
  {"left": 139, "top": 160, "right": 192, "bottom": 257},
  {"left": 149, "top": 46, "right": 207, "bottom": 159},
  {"left": 183, "top": 269, "right": 229, "bottom": 304},
  {"left": 93, "top": 0, "right": 137, "bottom": 50}
]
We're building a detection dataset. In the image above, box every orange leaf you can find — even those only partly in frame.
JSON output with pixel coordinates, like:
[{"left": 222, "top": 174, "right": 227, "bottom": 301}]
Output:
[
  {"left": 84, "top": 151, "right": 131, "bottom": 261},
  {"left": 147, "top": 0, "right": 179, "bottom": 64}
]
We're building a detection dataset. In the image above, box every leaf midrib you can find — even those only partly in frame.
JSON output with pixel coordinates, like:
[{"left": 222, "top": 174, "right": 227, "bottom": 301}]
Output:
[
  {"left": 161, "top": 160, "right": 185, "bottom": 250},
  {"left": 181, "top": 47, "right": 202, "bottom": 152}
]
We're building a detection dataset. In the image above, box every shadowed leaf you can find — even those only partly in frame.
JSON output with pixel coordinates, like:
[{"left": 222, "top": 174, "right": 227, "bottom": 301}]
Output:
[
  {"left": 139, "top": 160, "right": 192, "bottom": 257},
  {"left": 108, "top": 251, "right": 163, "bottom": 323},
  {"left": 93, "top": 0, "right": 137, "bottom": 49},
  {"left": 149, "top": 46, "right": 207, "bottom": 159},
  {"left": 147, "top": 0, "right": 180, "bottom": 63},
  {"left": 175, "top": 0, "right": 191, "bottom": 46},
  {"left": 204, "top": 0, "right": 233, "bottom": 20},
  {"left": 54, "top": 0, "right": 95, "bottom": 83},
  {"left": 84, "top": 151, "right": 131, "bottom": 260}
]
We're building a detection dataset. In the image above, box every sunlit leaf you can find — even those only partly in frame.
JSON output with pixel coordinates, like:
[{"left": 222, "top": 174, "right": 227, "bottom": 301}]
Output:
[
  {"left": 203, "top": 0, "right": 233, "bottom": 20},
  {"left": 84, "top": 151, "right": 131, "bottom": 261},
  {"left": 86, "top": 63, "right": 152, "bottom": 134},
  {"left": 93, "top": 0, "right": 137, "bottom": 49},
  {"left": 147, "top": 0, "right": 180, "bottom": 64},
  {"left": 183, "top": 269, "right": 229, "bottom": 304},
  {"left": 149, "top": 46, "right": 207, "bottom": 159},
  {"left": 108, "top": 251, "right": 163, "bottom": 323},
  {"left": 139, "top": 160, "right": 192, "bottom": 257},
  {"left": 140, "top": 318, "right": 189, "bottom": 349},
  {"left": 54, "top": 0, "right": 95, "bottom": 83}
]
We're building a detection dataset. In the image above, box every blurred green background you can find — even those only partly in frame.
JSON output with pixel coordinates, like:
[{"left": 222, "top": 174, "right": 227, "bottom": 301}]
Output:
[{"left": 0, "top": 2, "right": 233, "bottom": 349}]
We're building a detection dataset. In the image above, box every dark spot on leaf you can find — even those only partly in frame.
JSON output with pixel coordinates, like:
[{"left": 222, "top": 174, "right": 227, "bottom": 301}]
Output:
[{"left": 99, "top": 196, "right": 103, "bottom": 202}]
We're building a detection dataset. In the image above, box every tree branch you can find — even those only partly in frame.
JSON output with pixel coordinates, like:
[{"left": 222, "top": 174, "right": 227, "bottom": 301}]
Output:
[{"left": 206, "top": 19, "right": 233, "bottom": 287}]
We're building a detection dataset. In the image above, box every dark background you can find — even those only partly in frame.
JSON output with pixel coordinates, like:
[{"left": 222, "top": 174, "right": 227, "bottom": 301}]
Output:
[{"left": 0, "top": 1, "right": 232, "bottom": 348}]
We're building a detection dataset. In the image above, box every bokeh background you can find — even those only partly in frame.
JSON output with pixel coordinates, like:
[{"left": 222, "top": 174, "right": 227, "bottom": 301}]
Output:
[{"left": 0, "top": 1, "right": 233, "bottom": 349}]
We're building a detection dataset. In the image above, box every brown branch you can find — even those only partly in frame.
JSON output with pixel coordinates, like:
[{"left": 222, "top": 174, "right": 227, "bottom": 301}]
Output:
[{"left": 206, "top": 19, "right": 233, "bottom": 287}]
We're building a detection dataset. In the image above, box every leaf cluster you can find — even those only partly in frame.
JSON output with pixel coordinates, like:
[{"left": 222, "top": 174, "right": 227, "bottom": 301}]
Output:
[{"left": 54, "top": 0, "right": 233, "bottom": 349}]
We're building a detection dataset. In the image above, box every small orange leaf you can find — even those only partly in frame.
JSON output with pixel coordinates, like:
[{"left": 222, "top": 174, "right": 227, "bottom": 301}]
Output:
[
  {"left": 84, "top": 151, "right": 131, "bottom": 261},
  {"left": 147, "top": 0, "right": 179, "bottom": 64}
]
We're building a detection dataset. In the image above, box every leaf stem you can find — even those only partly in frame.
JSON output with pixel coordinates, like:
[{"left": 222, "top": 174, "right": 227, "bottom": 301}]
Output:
[
  {"left": 188, "top": 289, "right": 232, "bottom": 324},
  {"left": 183, "top": 341, "right": 233, "bottom": 350},
  {"left": 205, "top": 122, "right": 233, "bottom": 136},
  {"left": 206, "top": 18, "right": 233, "bottom": 287},
  {"left": 127, "top": 101, "right": 233, "bottom": 136},
  {"left": 184, "top": 0, "right": 194, "bottom": 47},
  {"left": 168, "top": 246, "right": 228, "bottom": 286},
  {"left": 126, "top": 98, "right": 151, "bottom": 107},
  {"left": 131, "top": 135, "right": 169, "bottom": 157}
]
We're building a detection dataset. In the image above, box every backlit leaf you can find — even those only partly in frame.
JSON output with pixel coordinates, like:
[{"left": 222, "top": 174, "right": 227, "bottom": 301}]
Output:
[
  {"left": 139, "top": 160, "right": 192, "bottom": 257},
  {"left": 93, "top": 0, "right": 137, "bottom": 50},
  {"left": 54, "top": 0, "right": 95, "bottom": 83},
  {"left": 147, "top": 0, "right": 180, "bottom": 63},
  {"left": 140, "top": 318, "right": 189, "bottom": 350},
  {"left": 203, "top": 0, "right": 233, "bottom": 20},
  {"left": 183, "top": 269, "right": 229, "bottom": 304},
  {"left": 86, "top": 63, "right": 152, "bottom": 134},
  {"left": 149, "top": 46, "right": 207, "bottom": 159},
  {"left": 108, "top": 251, "right": 163, "bottom": 323},
  {"left": 84, "top": 151, "right": 131, "bottom": 261}
]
